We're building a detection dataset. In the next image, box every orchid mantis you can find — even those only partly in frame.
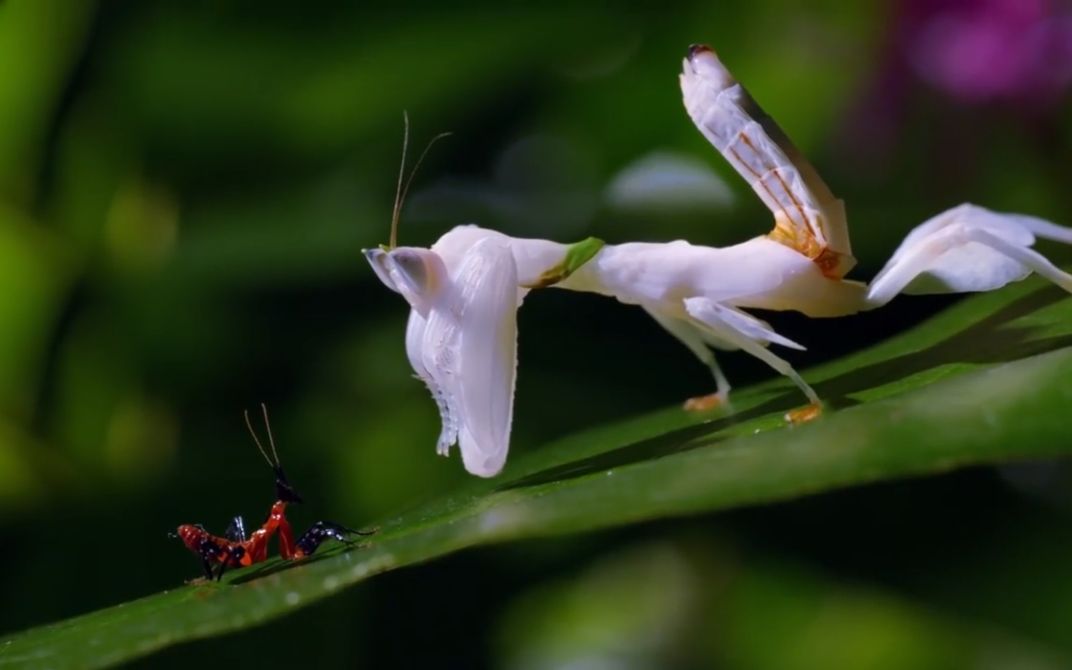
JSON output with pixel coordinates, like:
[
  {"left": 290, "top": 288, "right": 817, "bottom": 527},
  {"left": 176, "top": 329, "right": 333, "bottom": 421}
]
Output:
[{"left": 365, "top": 44, "right": 1072, "bottom": 477}]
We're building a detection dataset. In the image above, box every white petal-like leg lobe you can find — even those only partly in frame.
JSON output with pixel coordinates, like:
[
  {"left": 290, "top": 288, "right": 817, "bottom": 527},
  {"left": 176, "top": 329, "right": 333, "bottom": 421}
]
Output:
[
  {"left": 1019, "top": 216, "right": 1072, "bottom": 244},
  {"left": 386, "top": 236, "right": 521, "bottom": 475},
  {"left": 868, "top": 204, "right": 1072, "bottom": 307},
  {"left": 404, "top": 309, "right": 429, "bottom": 378},
  {"left": 406, "top": 310, "right": 457, "bottom": 456},
  {"left": 683, "top": 298, "right": 819, "bottom": 405},
  {"left": 450, "top": 238, "right": 520, "bottom": 478}
]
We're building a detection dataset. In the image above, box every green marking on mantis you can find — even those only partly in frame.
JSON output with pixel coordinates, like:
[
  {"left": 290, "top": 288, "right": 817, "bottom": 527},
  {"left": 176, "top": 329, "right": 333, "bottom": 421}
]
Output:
[{"left": 524, "top": 237, "right": 605, "bottom": 289}]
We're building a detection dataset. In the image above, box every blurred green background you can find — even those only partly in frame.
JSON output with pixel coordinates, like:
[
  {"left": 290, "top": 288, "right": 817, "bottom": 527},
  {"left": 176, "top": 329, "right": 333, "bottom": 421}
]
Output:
[{"left": 2, "top": 0, "right": 1071, "bottom": 667}]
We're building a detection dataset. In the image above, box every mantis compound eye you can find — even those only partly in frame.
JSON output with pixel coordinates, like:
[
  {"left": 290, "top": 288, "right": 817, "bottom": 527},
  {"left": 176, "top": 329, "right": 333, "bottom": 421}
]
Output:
[
  {"left": 363, "top": 247, "right": 448, "bottom": 314},
  {"left": 385, "top": 247, "right": 448, "bottom": 315},
  {"left": 390, "top": 249, "right": 430, "bottom": 289},
  {"left": 363, "top": 248, "right": 399, "bottom": 293}
]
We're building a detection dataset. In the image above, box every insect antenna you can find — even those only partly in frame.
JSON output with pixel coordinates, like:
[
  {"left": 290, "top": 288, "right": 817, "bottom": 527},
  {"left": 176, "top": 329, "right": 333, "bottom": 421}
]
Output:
[
  {"left": 244, "top": 406, "right": 276, "bottom": 469},
  {"left": 388, "top": 110, "right": 452, "bottom": 249},
  {"left": 244, "top": 403, "right": 304, "bottom": 504},
  {"left": 388, "top": 111, "right": 410, "bottom": 250}
]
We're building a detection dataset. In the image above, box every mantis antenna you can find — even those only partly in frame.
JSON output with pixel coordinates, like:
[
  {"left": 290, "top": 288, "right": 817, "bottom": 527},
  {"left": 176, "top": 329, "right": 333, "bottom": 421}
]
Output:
[
  {"left": 243, "top": 403, "right": 280, "bottom": 470},
  {"left": 389, "top": 112, "right": 410, "bottom": 250},
  {"left": 389, "top": 110, "right": 452, "bottom": 249}
]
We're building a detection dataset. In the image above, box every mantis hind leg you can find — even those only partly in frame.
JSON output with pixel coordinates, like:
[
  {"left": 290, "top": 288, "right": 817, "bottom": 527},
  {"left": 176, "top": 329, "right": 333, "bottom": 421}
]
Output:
[
  {"left": 867, "top": 205, "right": 1072, "bottom": 306},
  {"left": 643, "top": 306, "right": 731, "bottom": 410}
]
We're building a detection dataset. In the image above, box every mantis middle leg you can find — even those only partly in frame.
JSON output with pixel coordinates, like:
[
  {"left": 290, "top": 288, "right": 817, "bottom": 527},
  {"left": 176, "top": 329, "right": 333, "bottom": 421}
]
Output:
[
  {"left": 643, "top": 305, "right": 731, "bottom": 410},
  {"left": 683, "top": 297, "right": 820, "bottom": 407}
]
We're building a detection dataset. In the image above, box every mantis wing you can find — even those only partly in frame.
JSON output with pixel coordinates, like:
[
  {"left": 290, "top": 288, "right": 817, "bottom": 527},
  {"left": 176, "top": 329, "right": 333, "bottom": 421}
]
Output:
[{"left": 680, "top": 45, "right": 855, "bottom": 278}]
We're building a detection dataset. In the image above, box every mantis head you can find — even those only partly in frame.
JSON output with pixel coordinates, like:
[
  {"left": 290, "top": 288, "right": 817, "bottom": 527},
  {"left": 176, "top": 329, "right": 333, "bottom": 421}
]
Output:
[
  {"left": 364, "top": 246, "right": 448, "bottom": 317},
  {"left": 367, "top": 233, "right": 521, "bottom": 478},
  {"left": 362, "top": 116, "right": 521, "bottom": 478},
  {"left": 363, "top": 112, "right": 453, "bottom": 314},
  {"left": 363, "top": 116, "right": 607, "bottom": 477}
]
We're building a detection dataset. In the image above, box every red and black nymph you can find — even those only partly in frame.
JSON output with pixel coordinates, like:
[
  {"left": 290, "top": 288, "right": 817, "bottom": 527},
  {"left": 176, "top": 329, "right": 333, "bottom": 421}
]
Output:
[{"left": 173, "top": 405, "right": 373, "bottom": 581}]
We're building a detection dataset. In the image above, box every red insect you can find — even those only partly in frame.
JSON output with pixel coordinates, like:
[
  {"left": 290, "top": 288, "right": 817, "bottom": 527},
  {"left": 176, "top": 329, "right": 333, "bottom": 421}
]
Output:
[{"left": 174, "top": 405, "right": 373, "bottom": 581}]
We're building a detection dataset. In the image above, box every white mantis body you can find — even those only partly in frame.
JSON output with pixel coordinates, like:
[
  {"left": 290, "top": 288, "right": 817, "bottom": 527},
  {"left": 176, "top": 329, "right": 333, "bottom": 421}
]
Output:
[{"left": 365, "top": 45, "right": 1072, "bottom": 477}]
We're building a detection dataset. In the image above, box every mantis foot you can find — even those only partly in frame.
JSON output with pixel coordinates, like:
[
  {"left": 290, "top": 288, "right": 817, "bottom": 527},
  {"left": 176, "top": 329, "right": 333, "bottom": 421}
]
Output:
[
  {"left": 784, "top": 402, "right": 822, "bottom": 424},
  {"left": 683, "top": 392, "right": 728, "bottom": 412}
]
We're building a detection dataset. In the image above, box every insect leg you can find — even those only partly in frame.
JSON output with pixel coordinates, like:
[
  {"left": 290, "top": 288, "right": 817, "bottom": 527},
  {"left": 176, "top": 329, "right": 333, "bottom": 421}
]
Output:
[
  {"left": 200, "top": 556, "right": 215, "bottom": 580},
  {"left": 643, "top": 306, "right": 731, "bottom": 409},
  {"left": 868, "top": 205, "right": 1072, "bottom": 307},
  {"left": 245, "top": 501, "right": 292, "bottom": 561},
  {"left": 196, "top": 539, "right": 223, "bottom": 580},
  {"left": 212, "top": 547, "right": 232, "bottom": 582},
  {"left": 683, "top": 297, "right": 820, "bottom": 408},
  {"left": 225, "top": 515, "right": 247, "bottom": 543},
  {"left": 867, "top": 227, "right": 964, "bottom": 307},
  {"left": 277, "top": 513, "right": 296, "bottom": 560},
  {"left": 213, "top": 545, "right": 246, "bottom": 582},
  {"left": 966, "top": 229, "right": 1072, "bottom": 292},
  {"left": 294, "top": 521, "right": 374, "bottom": 558}
]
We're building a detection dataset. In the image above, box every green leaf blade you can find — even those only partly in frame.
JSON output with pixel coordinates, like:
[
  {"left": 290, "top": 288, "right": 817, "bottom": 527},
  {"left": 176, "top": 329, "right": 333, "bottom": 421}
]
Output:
[{"left": 4, "top": 281, "right": 1072, "bottom": 669}]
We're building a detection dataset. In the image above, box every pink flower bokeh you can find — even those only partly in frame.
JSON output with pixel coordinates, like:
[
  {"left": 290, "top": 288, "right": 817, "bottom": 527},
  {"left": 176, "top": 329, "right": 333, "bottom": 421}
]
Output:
[{"left": 907, "top": 0, "right": 1072, "bottom": 104}]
